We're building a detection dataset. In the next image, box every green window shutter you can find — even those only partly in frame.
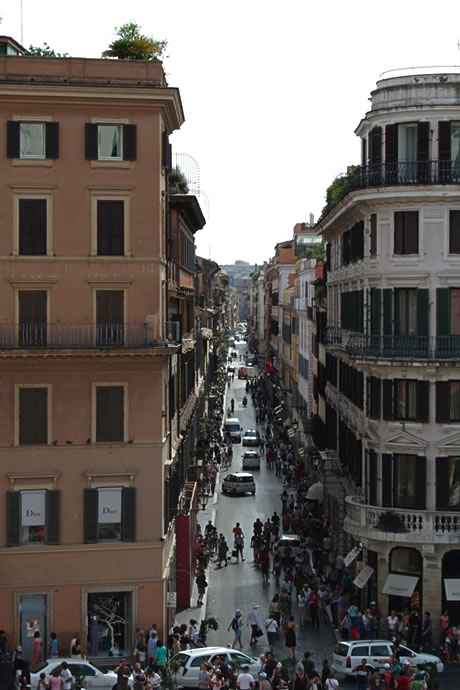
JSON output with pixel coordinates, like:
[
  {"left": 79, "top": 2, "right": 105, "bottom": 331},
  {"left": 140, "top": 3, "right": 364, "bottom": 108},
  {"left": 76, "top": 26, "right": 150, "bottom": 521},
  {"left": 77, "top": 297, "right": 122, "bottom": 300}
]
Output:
[
  {"left": 382, "top": 454, "right": 393, "bottom": 507},
  {"left": 436, "top": 288, "right": 450, "bottom": 336},
  {"left": 436, "top": 381, "right": 450, "bottom": 423},
  {"left": 357, "top": 290, "right": 364, "bottom": 332},
  {"left": 416, "top": 289, "right": 429, "bottom": 337},
  {"left": 7, "top": 491, "right": 20, "bottom": 546},
  {"left": 369, "top": 450, "right": 377, "bottom": 505},
  {"left": 121, "top": 487, "right": 136, "bottom": 541},
  {"left": 371, "top": 288, "right": 381, "bottom": 336},
  {"left": 416, "top": 381, "right": 429, "bottom": 422},
  {"left": 383, "top": 289, "right": 393, "bottom": 336},
  {"left": 436, "top": 457, "right": 449, "bottom": 510},
  {"left": 415, "top": 457, "right": 427, "bottom": 510},
  {"left": 382, "top": 380, "right": 393, "bottom": 420},
  {"left": 6, "top": 121, "right": 20, "bottom": 158},
  {"left": 84, "top": 488, "right": 98, "bottom": 543},
  {"left": 45, "top": 490, "right": 60, "bottom": 545}
]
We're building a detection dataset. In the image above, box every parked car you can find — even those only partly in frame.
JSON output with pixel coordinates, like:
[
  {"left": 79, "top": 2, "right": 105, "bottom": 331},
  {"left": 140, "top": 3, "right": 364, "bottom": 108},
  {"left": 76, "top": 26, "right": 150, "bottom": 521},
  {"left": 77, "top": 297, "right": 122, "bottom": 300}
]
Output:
[
  {"left": 242, "top": 450, "right": 260, "bottom": 470},
  {"left": 172, "top": 647, "right": 260, "bottom": 687},
  {"left": 222, "top": 472, "right": 256, "bottom": 495},
  {"left": 242, "top": 429, "right": 261, "bottom": 446},
  {"left": 246, "top": 355, "right": 256, "bottom": 365},
  {"left": 224, "top": 418, "right": 242, "bottom": 443},
  {"left": 29, "top": 659, "right": 127, "bottom": 690},
  {"left": 332, "top": 640, "right": 444, "bottom": 677},
  {"left": 275, "top": 534, "right": 302, "bottom": 556},
  {"left": 227, "top": 365, "right": 235, "bottom": 373}
]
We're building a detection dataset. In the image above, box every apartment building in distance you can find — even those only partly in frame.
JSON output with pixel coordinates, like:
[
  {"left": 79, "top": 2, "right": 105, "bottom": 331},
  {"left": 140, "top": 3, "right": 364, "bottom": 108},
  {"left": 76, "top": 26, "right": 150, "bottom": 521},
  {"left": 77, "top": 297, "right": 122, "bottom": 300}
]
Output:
[
  {"left": 0, "top": 36, "right": 204, "bottom": 655},
  {"left": 320, "top": 69, "right": 460, "bottom": 630}
]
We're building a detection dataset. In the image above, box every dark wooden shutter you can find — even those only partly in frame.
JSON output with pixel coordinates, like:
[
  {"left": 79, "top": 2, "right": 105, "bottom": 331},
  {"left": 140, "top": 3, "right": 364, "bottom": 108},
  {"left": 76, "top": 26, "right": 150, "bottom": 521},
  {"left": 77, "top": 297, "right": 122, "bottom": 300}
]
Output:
[
  {"left": 370, "top": 126, "right": 382, "bottom": 164},
  {"left": 97, "top": 200, "right": 124, "bottom": 256},
  {"left": 449, "top": 211, "right": 460, "bottom": 254},
  {"left": 370, "top": 377, "right": 381, "bottom": 419},
  {"left": 45, "top": 122, "right": 59, "bottom": 158},
  {"left": 162, "top": 131, "right": 172, "bottom": 169},
  {"left": 436, "top": 381, "right": 450, "bottom": 423},
  {"left": 369, "top": 450, "right": 377, "bottom": 505},
  {"left": 415, "top": 456, "right": 427, "bottom": 509},
  {"left": 84, "top": 488, "right": 98, "bottom": 543},
  {"left": 394, "top": 212, "right": 404, "bottom": 254},
  {"left": 417, "top": 122, "right": 430, "bottom": 161},
  {"left": 382, "top": 380, "right": 393, "bottom": 420},
  {"left": 85, "top": 123, "right": 98, "bottom": 159},
  {"left": 438, "top": 121, "right": 451, "bottom": 160},
  {"left": 370, "top": 288, "right": 381, "bottom": 336},
  {"left": 416, "top": 380, "right": 429, "bottom": 422},
  {"left": 96, "top": 386, "right": 124, "bottom": 442},
  {"left": 123, "top": 124, "right": 137, "bottom": 161},
  {"left": 370, "top": 213, "right": 377, "bottom": 256},
  {"left": 96, "top": 290, "right": 124, "bottom": 324},
  {"left": 19, "top": 387, "right": 48, "bottom": 444},
  {"left": 383, "top": 289, "right": 393, "bottom": 336},
  {"left": 45, "top": 490, "right": 60, "bottom": 544},
  {"left": 416, "top": 288, "right": 429, "bottom": 337},
  {"left": 436, "top": 457, "right": 449, "bottom": 510},
  {"left": 405, "top": 211, "right": 419, "bottom": 254},
  {"left": 436, "top": 287, "right": 450, "bottom": 336},
  {"left": 361, "top": 137, "right": 367, "bottom": 165},
  {"left": 19, "top": 290, "right": 47, "bottom": 325},
  {"left": 19, "top": 199, "right": 47, "bottom": 255},
  {"left": 7, "top": 491, "right": 20, "bottom": 546},
  {"left": 121, "top": 487, "right": 136, "bottom": 541},
  {"left": 7, "top": 121, "right": 20, "bottom": 158},
  {"left": 385, "top": 124, "right": 398, "bottom": 162},
  {"left": 382, "top": 454, "right": 392, "bottom": 507}
]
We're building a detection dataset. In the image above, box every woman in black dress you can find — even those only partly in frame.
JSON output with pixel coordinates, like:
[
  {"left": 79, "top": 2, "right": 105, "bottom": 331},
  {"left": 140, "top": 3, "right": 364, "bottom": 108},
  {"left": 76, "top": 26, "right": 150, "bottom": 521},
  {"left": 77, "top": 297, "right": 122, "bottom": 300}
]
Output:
[{"left": 285, "top": 615, "right": 297, "bottom": 659}]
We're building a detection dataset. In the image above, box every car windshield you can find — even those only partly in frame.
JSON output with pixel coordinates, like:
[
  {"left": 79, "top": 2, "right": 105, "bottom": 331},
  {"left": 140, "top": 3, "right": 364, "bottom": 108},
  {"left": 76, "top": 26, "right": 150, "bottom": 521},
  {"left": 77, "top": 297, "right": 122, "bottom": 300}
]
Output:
[
  {"left": 240, "top": 476, "right": 254, "bottom": 482},
  {"left": 171, "top": 653, "right": 189, "bottom": 667},
  {"left": 226, "top": 423, "right": 240, "bottom": 432},
  {"left": 246, "top": 431, "right": 257, "bottom": 437},
  {"left": 30, "top": 662, "right": 48, "bottom": 673},
  {"left": 334, "top": 643, "right": 349, "bottom": 657}
]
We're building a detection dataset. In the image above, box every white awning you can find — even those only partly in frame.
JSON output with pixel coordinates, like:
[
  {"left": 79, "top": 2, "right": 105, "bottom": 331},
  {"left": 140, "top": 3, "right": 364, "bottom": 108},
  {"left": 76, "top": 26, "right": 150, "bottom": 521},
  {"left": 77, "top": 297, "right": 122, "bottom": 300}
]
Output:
[
  {"left": 306, "top": 481, "right": 323, "bottom": 501},
  {"left": 382, "top": 574, "right": 418, "bottom": 597},
  {"left": 344, "top": 544, "right": 362, "bottom": 567},
  {"left": 444, "top": 579, "right": 460, "bottom": 601},
  {"left": 354, "top": 565, "right": 374, "bottom": 589}
]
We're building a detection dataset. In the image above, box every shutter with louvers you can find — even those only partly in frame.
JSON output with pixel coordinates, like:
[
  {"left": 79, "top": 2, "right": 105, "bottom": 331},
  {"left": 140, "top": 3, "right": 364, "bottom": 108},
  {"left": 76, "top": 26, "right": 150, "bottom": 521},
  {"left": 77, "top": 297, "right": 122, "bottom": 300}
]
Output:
[
  {"left": 394, "top": 212, "right": 404, "bottom": 255},
  {"left": 405, "top": 211, "right": 419, "bottom": 254},
  {"left": 369, "top": 450, "right": 377, "bottom": 505},
  {"left": 19, "top": 291, "right": 47, "bottom": 346},
  {"left": 436, "top": 457, "right": 450, "bottom": 510},
  {"left": 417, "top": 122, "right": 430, "bottom": 161},
  {"left": 382, "top": 454, "right": 393, "bottom": 507},
  {"left": 438, "top": 121, "right": 451, "bottom": 160},
  {"left": 19, "top": 387, "right": 48, "bottom": 444},
  {"left": 96, "top": 386, "right": 124, "bottom": 442},
  {"left": 416, "top": 289, "right": 429, "bottom": 337},
  {"left": 84, "top": 488, "right": 98, "bottom": 543},
  {"left": 385, "top": 124, "right": 398, "bottom": 161},
  {"left": 123, "top": 124, "right": 137, "bottom": 161},
  {"left": 97, "top": 200, "right": 124, "bottom": 256},
  {"left": 19, "top": 199, "right": 47, "bottom": 255},
  {"left": 383, "top": 289, "right": 393, "bottom": 336},
  {"left": 370, "top": 127, "right": 382, "bottom": 164},
  {"left": 370, "top": 213, "right": 377, "bottom": 256},
  {"left": 416, "top": 380, "right": 429, "bottom": 422},
  {"left": 85, "top": 123, "right": 98, "bottom": 159},
  {"left": 382, "top": 380, "right": 393, "bottom": 420},
  {"left": 437, "top": 287, "right": 450, "bottom": 336},
  {"left": 162, "top": 131, "right": 172, "bottom": 169},
  {"left": 45, "top": 122, "right": 59, "bottom": 158},
  {"left": 362, "top": 137, "right": 367, "bottom": 165},
  {"left": 415, "top": 456, "right": 427, "bottom": 509},
  {"left": 436, "top": 381, "right": 450, "bottom": 423},
  {"left": 121, "top": 487, "right": 136, "bottom": 541},
  {"left": 7, "top": 491, "right": 20, "bottom": 546},
  {"left": 370, "top": 288, "right": 381, "bottom": 336},
  {"left": 371, "top": 377, "right": 381, "bottom": 419},
  {"left": 7, "top": 121, "right": 20, "bottom": 158},
  {"left": 449, "top": 211, "right": 460, "bottom": 254},
  {"left": 45, "top": 490, "right": 60, "bottom": 544}
]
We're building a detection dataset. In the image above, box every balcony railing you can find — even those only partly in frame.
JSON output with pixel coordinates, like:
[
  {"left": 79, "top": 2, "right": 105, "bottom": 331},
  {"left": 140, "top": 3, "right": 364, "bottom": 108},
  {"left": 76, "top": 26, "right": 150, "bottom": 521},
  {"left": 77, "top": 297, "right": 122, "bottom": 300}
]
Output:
[
  {"left": 345, "top": 496, "right": 460, "bottom": 543},
  {"left": 0, "top": 323, "right": 181, "bottom": 349},
  {"left": 346, "top": 334, "right": 460, "bottom": 360},
  {"left": 349, "top": 160, "right": 460, "bottom": 190}
]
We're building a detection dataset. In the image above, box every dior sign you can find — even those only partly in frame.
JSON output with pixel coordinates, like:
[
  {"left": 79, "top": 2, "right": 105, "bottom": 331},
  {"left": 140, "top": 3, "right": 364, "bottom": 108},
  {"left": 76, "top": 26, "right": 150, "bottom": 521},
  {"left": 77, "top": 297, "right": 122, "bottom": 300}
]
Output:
[
  {"left": 21, "top": 490, "right": 46, "bottom": 526},
  {"left": 98, "top": 488, "right": 122, "bottom": 524}
]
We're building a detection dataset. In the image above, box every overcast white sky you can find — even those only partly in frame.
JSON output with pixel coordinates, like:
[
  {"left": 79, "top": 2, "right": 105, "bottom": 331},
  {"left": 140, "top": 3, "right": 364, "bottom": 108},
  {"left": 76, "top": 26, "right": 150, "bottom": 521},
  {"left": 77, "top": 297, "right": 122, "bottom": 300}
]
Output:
[{"left": 2, "top": 0, "right": 460, "bottom": 265}]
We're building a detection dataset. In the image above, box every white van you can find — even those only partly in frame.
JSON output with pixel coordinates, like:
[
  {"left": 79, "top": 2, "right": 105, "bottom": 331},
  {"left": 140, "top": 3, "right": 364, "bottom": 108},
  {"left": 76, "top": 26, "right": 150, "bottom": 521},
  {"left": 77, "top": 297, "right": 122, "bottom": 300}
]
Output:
[{"left": 224, "top": 418, "right": 242, "bottom": 443}]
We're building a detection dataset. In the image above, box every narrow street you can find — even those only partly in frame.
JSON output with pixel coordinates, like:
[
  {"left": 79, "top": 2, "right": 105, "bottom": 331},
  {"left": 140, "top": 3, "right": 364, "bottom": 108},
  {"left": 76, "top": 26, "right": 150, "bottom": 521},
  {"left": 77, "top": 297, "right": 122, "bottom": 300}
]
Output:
[{"left": 201, "top": 341, "right": 336, "bottom": 668}]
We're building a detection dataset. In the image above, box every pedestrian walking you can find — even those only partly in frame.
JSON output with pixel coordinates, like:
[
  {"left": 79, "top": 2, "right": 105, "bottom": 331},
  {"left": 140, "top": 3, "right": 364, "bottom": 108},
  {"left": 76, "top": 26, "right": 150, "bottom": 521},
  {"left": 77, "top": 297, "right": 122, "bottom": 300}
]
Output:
[
  {"left": 217, "top": 534, "right": 229, "bottom": 567},
  {"left": 247, "top": 604, "right": 261, "bottom": 645},
  {"left": 195, "top": 569, "right": 207, "bottom": 605},
  {"left": 228, "top": 610, "right": 244, "bottom": 649},
  {"left": 264, "top": 617, "right": 278, "bottom": 653},
  {"left": 285, "top": 616, "right": 297, "bottom": 659},
  {"left": 234, "top": 533, "right": 245, "bottom": 562}
]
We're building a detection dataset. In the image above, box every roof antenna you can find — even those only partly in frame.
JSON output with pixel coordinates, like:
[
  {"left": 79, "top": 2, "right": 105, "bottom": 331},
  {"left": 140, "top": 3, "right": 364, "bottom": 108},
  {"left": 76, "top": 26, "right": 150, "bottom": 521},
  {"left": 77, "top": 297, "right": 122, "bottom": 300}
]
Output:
[{"left": 20, "top": 0, "right": 24, "bottom": 45}]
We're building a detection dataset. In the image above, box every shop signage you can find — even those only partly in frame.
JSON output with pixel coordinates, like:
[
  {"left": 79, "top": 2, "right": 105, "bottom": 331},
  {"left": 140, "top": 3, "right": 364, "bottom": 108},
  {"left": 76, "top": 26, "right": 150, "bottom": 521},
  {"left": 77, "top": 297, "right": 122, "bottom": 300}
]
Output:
[
  {"left": 166, "top": 592, "right": 177, "bottom": 607},
  {"left": 444, "top": 579, "right": 460, "bottom": 601},
  {"left": 344, "top": 544, "right": 362, "bottom": 567},
  {"left": 21, "top": 490, "right": 46, "bottom": 526},
  {"left": 354, "top": 565, "right": 374, "bottom": 589},
  {"left": 98, "top": 488, "right": 122, "bottom": 524},
  {"left": 382, "top": 574, "right": 418, "bottom": 597}
]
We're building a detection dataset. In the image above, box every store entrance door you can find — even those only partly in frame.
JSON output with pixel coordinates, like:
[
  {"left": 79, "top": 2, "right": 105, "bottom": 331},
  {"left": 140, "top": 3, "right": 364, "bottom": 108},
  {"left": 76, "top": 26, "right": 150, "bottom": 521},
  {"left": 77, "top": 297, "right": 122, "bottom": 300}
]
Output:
[{"left": 19, "top": 594, "right": 47, "bottom": 660}]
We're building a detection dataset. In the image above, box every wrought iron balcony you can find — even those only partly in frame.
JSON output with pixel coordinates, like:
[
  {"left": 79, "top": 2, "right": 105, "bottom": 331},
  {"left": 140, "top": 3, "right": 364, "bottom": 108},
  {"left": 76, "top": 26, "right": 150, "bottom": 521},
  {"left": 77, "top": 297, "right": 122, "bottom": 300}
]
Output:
[
  {"left": 346, "top": 333, "right": 460, "bottom": 360},
  {"left": 345, "top": 495, "right": 460, "bottom": 544},
  {"left": 0, "top": 323, "right": 181, "bottom": 349},
  {"left": 348, "top": 160, "right": 460, "bottom": 190}
]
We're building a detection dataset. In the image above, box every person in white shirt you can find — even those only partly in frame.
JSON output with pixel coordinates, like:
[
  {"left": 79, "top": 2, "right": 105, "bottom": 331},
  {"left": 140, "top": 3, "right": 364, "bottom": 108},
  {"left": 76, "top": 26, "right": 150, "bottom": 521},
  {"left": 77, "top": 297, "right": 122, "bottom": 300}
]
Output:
[
  {"left": 297, "top": 591, "right": 306, "bottom": 628},
  {"left": 265, "top": 617, "right": 278, "bottom": 652},
  {"left": 237, "top": 667, "right": 254, "bottom": 690},
  {"left": 247, "top": 604, "right": 260, "bottom": 645},
  {"left": 60, "top": 662, "right": 73, "bottom": 690},
  {"left": 387, "top": 610, "right": 399, "bottom": 638}
]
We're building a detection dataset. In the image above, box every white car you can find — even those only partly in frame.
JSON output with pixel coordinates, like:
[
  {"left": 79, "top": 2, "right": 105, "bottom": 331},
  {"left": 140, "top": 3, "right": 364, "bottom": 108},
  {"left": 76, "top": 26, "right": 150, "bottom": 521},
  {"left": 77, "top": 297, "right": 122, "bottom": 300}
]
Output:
[
  {"left": 222, "top": 472, "right": 256, "bottom": 495},
  {"left": 172, "top": 647, "right": 260, "bottom": 687},
  {"left": 242, "top": 450, "right": 261, "bottom": 470},
  {"left": 29, "top": 659, "right": 127, "bottom": 690},
  {"left": 332, "top": 640, "right": 444, "bottom": 676},
  {"left": 275, "top": 534, "right": 302, "bottom": 556}
]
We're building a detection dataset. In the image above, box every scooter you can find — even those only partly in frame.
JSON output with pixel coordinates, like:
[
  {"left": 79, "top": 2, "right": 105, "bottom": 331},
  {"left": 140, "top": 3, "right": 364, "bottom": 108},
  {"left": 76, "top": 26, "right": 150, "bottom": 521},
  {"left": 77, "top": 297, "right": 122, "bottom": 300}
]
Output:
[{"left": 242, "top": 396, "right": 248, "bottom": 407}]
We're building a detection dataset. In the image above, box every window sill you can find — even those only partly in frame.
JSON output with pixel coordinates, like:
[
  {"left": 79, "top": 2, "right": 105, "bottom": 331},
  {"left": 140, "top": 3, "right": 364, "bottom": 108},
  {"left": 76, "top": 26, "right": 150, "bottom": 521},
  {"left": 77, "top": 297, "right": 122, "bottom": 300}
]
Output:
[
  {"left": 86, "top": 469, "right": 135, "bottom": 488},
  {"left": 12, "top": 159, "right": 53, "bottom": 167},
  {"left": 90, "top": 160, "right": 133, "bottom": 169}
]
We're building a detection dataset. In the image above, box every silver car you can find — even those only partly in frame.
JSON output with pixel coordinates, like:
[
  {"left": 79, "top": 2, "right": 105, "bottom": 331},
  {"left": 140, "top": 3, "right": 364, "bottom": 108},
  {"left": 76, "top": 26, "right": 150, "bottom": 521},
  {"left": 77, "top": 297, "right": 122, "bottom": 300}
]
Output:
[
  {"left": 29, "top": 659, "right": 127, "bottom": 690},
  {"left": 332, "top": 640, "right": 444, "bottom": 676},
  {"left": 222, "top": 472, "right": 256, "bottom": 495},
  {"left": 173, "top": 646, "right": 260, "bottom": 687}
]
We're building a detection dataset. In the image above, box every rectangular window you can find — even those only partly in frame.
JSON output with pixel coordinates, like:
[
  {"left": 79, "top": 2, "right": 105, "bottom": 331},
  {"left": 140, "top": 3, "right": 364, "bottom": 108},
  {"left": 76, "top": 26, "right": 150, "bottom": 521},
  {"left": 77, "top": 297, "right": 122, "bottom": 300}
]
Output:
[
  {"left": 19, "top": 387, "right": 48, "bottom": 445},
  {"left": 394, "top": 454, "right": 417, "bottom": 508},
  {"left": 86, "top": 123, "right": 136, "bottom": 162},
  {"left": 450, "top": 288, "right": 460, "bottom": 336},
  {"left": 395, "top": 288, "right": 417, "bottom": 336},
  {"left": 7, "top": 489, "right": 60, "bottom": 547},
  {"left": 19, "top": 199, "right": 47, "bottom": 255},
  {"left": 448, "top": 457, "right": 460, "bottom": 508},
  {"left": 96, "top": 290, "right": 124, "bottom": 345},
  {"left": 98, "top": 124, "right": 122, "bottom": 160},
  {"left": 398, "top": 123, "right": 417, "bottom": 181},
  {"left": 96, "top": 386, "right": 124, "bottom": 442},
  {"left": 7, "top": 121, "right": 59, "bottom": 159},
  {"left": 450, "top": 381, "right": 460, "bottom": 421},
  {"left": 97, "top": 488, "right": 121, "bottom": 541},
  {"left": 394, "top": 211, "right": 419, "bottom": 255},
  {"left": 20, "top": 490, "right": 46, "bottom": 544},
  {"left": 20, "top": 123, "right": 45, "bottom": 158},
  {"left": 394, "top": 380, "right": 417, "bottom": 420},
  {"left": 18, "top": 290, "right": 47, "bottom": 346},
  {"left": 452, "top": 123, "right": 460, "bottom": 180},
  {"left": 449, "top": 211, "right": 460, "bottom": 254},
  {"left": 97, "top": 200, "right": 124, "bottom": 256},
  {"left": 370, "top": 213, "right": 377, "bottom": 256}
]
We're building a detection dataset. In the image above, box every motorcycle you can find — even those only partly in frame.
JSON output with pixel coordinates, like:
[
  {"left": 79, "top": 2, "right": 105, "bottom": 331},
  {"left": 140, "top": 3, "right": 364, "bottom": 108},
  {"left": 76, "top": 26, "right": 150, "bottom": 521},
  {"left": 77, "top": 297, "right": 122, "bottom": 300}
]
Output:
[{"left": 242, "top": 396, "right": 248, "bottom": 407}]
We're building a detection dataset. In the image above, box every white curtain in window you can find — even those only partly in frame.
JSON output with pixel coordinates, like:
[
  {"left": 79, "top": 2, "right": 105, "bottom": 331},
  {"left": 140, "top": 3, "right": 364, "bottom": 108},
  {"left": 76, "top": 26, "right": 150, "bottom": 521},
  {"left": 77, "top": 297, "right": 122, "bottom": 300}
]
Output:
[
  {"left": 98, "top": 125, "right": 121, "bottom": 158},
  {"left": 20, "top": 123, "right": 44, "bottom": 157}
]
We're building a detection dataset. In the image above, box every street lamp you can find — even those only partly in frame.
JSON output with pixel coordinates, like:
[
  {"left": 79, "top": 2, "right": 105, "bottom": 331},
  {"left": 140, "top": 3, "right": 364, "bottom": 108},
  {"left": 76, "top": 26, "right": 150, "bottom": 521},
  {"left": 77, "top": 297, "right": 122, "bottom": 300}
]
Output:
[{"left": 197, "top": 487, "right": 210, "bottom": 511}]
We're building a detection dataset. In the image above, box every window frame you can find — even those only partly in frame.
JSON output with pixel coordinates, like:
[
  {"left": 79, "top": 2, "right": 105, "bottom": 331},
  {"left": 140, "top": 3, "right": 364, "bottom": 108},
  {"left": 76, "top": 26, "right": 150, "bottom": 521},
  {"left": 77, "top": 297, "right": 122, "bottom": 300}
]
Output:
[
  {"left": 19, "top": 122, "right": 46, "bottom": 159},
  {"left": 449, "top": 210, "right": 460, "bottom": 255},
  {"left": 8, "top": 115, "right": 57, "bottom": 166},
  {"left": 12, "top": 189, "right": 54, "bottom": 257},
  {"left": 393, "top": 210, "right": 419, "bottom": 256},
  {"left": 394, "top": 379, "right": 417, "bottom": 421},
  {"left": 97, "top": 124, "right": 123, "bottom": 161},
  {"left": 87, "top": 118, "right": 136, "bottom": 167},
  {"left": 14, "top": 384, "right": 52, "bottom": 447},
  {"left": 91, "top": 383, "right": 128, "bottom": 444},
  {"left": 90, "top": 191, "right": 131, "bottom": 257}
]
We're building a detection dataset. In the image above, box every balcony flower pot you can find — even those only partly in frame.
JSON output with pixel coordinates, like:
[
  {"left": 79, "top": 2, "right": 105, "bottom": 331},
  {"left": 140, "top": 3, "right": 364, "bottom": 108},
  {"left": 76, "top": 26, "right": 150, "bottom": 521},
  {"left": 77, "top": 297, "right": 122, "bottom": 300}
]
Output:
[{"left": 375, "top": 510, "right": 408, "bottom": 533}]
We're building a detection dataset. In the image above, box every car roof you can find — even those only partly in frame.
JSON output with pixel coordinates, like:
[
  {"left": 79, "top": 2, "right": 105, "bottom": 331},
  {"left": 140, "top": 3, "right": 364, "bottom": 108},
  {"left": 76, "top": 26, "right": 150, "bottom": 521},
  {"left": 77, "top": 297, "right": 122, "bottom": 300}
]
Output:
[
  {"left": 278, "top": 534, "right": 301, "bottom": 541},
  {"left": 233, "top": 472, "right": 254, "bottom": 478},
  {"left": 245, "top": 429, "right": 257, "bottom": 434},
  {"left": 179, "top": 646, "right": 240, "bottom": 657}
]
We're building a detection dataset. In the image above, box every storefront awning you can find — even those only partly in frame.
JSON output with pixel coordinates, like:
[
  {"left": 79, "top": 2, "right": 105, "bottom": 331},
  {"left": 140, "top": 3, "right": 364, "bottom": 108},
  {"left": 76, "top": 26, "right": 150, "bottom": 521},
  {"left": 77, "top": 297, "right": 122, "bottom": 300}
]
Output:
[
  {"left": 444, "top": 579, "right": 460, "bottom": 601},
  {"left": 344, "top": 544, "right": 362, "bottom": 567},
  {"left": 354, "top": 565, "right": 374, "bottom": 589},
  {"left": 382, "top": 574, "right": 418, "bottom": 597},
  {"left": 306, "top": 481, "right": 323, "bottom": 501}
]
